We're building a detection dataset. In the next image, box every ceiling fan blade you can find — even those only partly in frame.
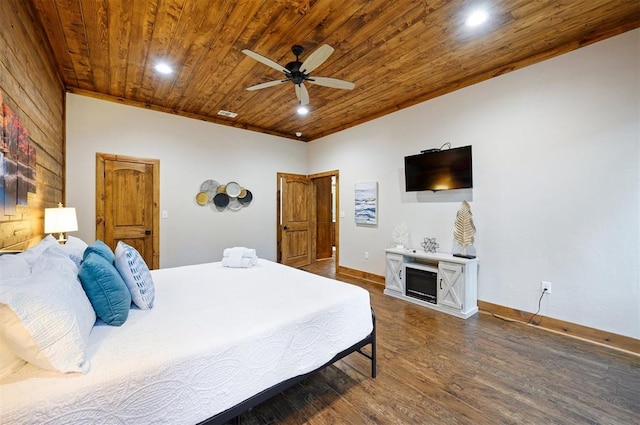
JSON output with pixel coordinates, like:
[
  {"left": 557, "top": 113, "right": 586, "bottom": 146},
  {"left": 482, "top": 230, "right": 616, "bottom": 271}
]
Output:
[
  {"left": 242, "top": 49, "right": 287, "bottom": 73},
  {"left": 308, "top": 76, "right": 355, "bottom": 90},
  {"left": 300, "top": 44, "right": 334, "bottom": 74},
  {"left": 246, "top": 80, "right": 285, "bottom": 91},
  {"left": 295, "top": 83, "right": 310, "bottom": 105}
]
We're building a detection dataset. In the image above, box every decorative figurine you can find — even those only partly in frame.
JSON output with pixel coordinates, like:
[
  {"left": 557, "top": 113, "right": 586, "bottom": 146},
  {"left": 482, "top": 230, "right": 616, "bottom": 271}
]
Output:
[
  {"left": 421, "top": 237, "right": 439, "bottom": 253},
  {"left": 453, "top": 200, "right": 476, "bottom": 258},
  {"left": 392, "top": 223, "right": 410, "bottom": 248}
]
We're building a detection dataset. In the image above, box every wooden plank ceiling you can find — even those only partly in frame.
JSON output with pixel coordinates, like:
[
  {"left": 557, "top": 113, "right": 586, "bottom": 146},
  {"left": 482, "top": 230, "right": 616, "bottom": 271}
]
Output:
[{"left": 30, "top": 0, "right": 639, "bottom": 141}]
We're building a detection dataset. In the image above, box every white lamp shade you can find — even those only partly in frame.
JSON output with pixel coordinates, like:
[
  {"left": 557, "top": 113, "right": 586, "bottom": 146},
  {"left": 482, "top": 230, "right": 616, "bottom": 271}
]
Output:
[{"left": 44, "top": 207, "right": 78, "bottom": 234}]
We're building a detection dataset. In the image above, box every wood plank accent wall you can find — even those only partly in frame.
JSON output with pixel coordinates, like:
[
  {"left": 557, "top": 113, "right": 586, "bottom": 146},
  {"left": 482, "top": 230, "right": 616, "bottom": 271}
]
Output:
[{"left": 0, "top": 0, "right": 65, "bottom": 250}]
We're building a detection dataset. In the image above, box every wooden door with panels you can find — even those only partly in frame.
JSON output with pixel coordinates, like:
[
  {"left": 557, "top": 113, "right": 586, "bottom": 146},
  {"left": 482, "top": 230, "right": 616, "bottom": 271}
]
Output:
[
  {"left": 277, "top": 171, "right": 339, "bottom": 270},
  {"left": 277, "top": 173, "right": 313, "bottom": 268},
  {"left": 96, "top": 153, "right": 159, "bottom": 269}
]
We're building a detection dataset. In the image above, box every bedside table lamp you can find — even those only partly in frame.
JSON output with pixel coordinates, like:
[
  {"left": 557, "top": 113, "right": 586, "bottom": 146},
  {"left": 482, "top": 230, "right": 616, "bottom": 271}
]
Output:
[{"left": 44, "top": 203, "right": 78, "bottom": 244}]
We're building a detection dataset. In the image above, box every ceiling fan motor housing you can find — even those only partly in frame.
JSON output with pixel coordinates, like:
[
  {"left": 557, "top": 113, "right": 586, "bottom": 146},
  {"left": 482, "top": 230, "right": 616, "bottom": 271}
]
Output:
[
  {"left": 285, "top": 61, "right": 305, "bottom": 84},
  {"left": 286, "top": 45, "right": 307, "bottom": 84},
  {"left": 291, "top": 45, "right": 304, "bottom": 57}
]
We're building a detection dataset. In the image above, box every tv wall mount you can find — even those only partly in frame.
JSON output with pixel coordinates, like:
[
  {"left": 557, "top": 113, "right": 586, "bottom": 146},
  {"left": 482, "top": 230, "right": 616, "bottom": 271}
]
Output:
[{"left": 421, "top": 142, "right": 452, "bottom": 153}]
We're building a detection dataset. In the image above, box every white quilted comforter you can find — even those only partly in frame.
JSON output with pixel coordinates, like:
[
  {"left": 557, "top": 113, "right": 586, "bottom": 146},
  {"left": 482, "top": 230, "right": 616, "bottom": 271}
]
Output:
[{"left": 0, "top": 259, "right": 373, "bottom": 424}]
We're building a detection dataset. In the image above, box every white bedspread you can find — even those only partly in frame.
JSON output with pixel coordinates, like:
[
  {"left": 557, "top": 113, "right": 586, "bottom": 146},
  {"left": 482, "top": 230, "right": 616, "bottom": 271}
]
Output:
[{"left": 0, "top": 259, "right": 373, "bottom": 424}]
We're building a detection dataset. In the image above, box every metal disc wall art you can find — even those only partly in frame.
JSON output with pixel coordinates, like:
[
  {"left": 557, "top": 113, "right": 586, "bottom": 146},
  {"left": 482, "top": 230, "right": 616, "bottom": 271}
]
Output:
[
  {"left": 225, "top": 181, "right": 241, "bottom": 197},
  {"left": 238, "top": 190, "right": 252, "bottom": 205},
  {"left": 195, "top": 180, "right": 253, "bottom": 211},
  {"left": 201, "top": 179, "right": 218, "bottom": 198}
]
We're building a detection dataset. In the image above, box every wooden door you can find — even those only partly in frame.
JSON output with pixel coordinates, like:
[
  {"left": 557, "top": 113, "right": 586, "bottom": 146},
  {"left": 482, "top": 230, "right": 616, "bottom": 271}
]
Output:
[
  {"left": 315, "top": 175, "right": 333, "bottom": 259},
  {"left": 278, "top": 173, "right": 312, "bottom": 268},
  {"left": 96, "top": 153, "right": 159, "bottom": 269}
]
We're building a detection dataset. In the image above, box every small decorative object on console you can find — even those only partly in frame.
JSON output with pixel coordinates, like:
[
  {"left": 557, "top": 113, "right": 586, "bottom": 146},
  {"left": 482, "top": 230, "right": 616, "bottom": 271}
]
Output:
[
  {"left": 453, "top": 200, "right": 476, "bottom": 258},
  {"left": 421, "top": 237, "right": 439, "bottom": 253},
  {"left": 391, "top": 223, "right": 410, "bottom": 248}
]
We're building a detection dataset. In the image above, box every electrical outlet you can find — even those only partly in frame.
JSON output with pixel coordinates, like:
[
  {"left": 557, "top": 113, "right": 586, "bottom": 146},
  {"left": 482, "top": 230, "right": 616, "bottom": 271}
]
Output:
[
  {"left": 364, "top": 251, "right": 369, "bottom": 260},
  {"left": 541, "top": 281, "right": 552, "bottom": 294}
]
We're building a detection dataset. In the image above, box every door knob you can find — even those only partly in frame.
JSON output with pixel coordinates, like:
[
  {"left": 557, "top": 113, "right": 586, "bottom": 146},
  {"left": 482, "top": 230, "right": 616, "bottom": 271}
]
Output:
[{"left": 145, "top": 230, "right": 152, "bottom": 235}]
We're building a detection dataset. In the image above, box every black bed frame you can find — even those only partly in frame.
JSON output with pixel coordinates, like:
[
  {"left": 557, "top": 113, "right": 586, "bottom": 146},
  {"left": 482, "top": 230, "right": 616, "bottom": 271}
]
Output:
[{"left": 198, "top": 308, "right": 377, "bottom": 425}]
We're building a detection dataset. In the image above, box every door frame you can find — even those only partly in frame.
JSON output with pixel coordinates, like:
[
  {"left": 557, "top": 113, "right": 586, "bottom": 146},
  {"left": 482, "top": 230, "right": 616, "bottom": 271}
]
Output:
[
  {"left": 276, "top": 170, "right": 339, "bottom": 274},
  {"left": 309, "top": 170, "right": 339, "bottom": 274},
  {"left": 96, "top": 153, "right": 160, "bottom": 269}
]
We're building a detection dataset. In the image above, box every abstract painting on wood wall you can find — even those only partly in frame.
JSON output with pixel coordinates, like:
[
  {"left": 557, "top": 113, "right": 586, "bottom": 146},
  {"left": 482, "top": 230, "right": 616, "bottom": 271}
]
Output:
[{"left": 0, "top": 90, "right": 37, "bottom": 220}]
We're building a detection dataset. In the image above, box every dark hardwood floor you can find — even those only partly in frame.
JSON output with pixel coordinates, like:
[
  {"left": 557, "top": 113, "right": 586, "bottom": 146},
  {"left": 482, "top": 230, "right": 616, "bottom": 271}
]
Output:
[{"left": 227, "top": 258, "right": 639, "bottom": 424}]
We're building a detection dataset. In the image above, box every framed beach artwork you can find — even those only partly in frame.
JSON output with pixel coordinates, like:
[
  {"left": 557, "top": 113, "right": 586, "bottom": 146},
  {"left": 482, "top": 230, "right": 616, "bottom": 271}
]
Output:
[{"left": 355, "top": 181, "right": 377, "bottom": 225}]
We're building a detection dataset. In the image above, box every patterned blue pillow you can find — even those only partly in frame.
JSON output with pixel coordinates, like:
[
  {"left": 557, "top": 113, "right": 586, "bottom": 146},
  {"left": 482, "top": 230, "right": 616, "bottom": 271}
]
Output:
[{"left": 114, "top": 241, "right": 155, "bottom": 310}]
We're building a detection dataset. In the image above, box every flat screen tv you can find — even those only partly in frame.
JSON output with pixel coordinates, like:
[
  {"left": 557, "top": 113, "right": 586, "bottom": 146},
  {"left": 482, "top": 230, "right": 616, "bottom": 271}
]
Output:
[{"left": 404, "top": 145, "right": 473, "bottom": 192}]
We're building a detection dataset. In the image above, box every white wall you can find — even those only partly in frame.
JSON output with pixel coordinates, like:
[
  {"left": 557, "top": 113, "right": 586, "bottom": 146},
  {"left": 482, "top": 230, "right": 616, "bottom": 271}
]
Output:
[
  {"left": 66, "top": 30, "right": 639, "bottom": 339},
  {"left": 308, "top": 30, "right": 640, "bottom": 339},
  {"left": 66, "top": 94, "right": 307, "bottom": 267}
]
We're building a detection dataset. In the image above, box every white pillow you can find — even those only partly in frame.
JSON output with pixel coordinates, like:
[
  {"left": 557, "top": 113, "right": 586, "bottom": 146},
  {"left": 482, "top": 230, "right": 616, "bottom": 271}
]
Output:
[
  {"left": 0, "top": 250, "right": 96, "bottom": 373},
  {"left": 14, "top": 234, "right": 58, "bottom": 268},
  {"left": 32, "top": 244, "right": 79, "bottom": 275},
  {"left": 0, "top": 255, "right": 30, "bottom": 279},
  {"left": 59, "top": 235, "right": 88, "bottom": 268},
  {"left": 114, "top": 241, "right": 155, "bottom": 309},
  {"left": 0, "top": 333, "right": 25, "bottom": 379}
]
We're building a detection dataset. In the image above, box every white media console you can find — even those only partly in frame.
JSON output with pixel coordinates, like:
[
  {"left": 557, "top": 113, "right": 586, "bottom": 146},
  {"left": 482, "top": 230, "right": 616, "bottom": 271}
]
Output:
[{"left": 384, "top": 248, "right": 479, "bottom": 319}]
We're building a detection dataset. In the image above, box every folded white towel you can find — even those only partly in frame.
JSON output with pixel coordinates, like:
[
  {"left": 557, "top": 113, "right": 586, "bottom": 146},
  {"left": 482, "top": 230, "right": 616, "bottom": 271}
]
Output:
[
  {"left": 222, "top": 247, "right": 258, "bottom": 268},
  {"left": 222, "top": 247, "right": 257, "bottom": 258},
  {"left": 221, "top": 256, "right": 257, "bottom": 268},
  {"left": 226, "top": 247, "right": 244, "bottom": 267}
]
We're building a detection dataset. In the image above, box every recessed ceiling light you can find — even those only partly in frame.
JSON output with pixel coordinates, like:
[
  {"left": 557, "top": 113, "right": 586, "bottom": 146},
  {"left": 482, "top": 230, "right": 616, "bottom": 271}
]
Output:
[
  {"left": 154, "top": 62, "right": 173, "bottom": 74},
  {"left": 466, "top": 10, "right": 489, "bottom": 27},
  {"left": 296, "top": 105, "right": 309, "bottom": 116}
]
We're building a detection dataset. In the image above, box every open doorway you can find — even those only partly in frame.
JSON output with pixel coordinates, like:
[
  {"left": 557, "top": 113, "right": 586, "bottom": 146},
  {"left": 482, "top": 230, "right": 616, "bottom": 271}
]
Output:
[
  {"left": 276, "top": 170, "right": 339, "bottom": 275},
  {"left": 313, "top": 174, "right": 336, "bottom": 260}
]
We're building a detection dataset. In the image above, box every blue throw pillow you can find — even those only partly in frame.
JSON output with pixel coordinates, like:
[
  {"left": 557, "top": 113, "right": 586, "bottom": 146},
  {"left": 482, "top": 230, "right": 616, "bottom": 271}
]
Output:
[
  {"left": 78, "top": 252, "right": 131, "bottom": 326},
  {"left": 83, "top": 240, "right": 115, "bottom": 264}
]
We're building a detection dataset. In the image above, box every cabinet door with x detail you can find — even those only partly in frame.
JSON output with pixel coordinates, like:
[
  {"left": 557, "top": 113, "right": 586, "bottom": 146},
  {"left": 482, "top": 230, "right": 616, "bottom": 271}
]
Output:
[
  {"left": 385, "top": 254, "right": 404, "bottom": 295},
  {"left": 438, "top": 262, "right": 464, "bottom": 311}
]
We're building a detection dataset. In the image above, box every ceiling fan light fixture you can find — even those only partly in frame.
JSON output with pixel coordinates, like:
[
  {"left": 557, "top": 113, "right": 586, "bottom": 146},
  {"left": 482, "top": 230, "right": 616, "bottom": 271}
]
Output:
[
  {"left": 154, "top": 62, "right": 173, "bottom": 74},
  {"left": 466, "top": 10, "right": 489, "bottom": 27},
  {"left": 296, "top": 105, "right": 309, "bottom": 116}
]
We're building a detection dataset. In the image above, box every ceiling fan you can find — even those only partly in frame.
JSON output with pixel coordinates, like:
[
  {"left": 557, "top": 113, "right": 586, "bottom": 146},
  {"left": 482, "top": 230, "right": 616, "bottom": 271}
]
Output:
[{"left": 242, "top": 44, "right": 355, "bottom": 106}]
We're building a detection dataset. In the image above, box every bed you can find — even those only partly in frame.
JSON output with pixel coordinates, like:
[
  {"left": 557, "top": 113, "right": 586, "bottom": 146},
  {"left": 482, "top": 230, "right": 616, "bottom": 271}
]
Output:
[{"left": 0, "top": 242, "right": 376, "bottom": 424}]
